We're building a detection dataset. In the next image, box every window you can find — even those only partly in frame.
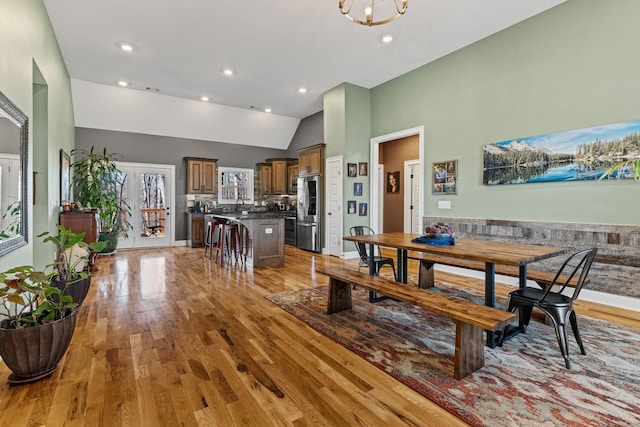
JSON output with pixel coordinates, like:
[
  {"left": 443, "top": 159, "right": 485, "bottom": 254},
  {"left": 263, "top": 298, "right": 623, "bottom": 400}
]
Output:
[{"left": 218, "top": 167, "right": 254, "bottom": 204}]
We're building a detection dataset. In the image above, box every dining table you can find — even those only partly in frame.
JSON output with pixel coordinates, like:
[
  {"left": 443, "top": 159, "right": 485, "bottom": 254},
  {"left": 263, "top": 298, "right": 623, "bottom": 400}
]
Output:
[{"left": 343, "top": 232, "right": 567, "bottom": 347}]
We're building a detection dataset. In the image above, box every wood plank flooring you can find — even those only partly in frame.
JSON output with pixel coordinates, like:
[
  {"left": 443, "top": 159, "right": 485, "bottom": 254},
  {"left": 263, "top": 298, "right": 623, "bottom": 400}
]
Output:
[{"left": 0, "top": 245, "right": 636, "bottom": 426}]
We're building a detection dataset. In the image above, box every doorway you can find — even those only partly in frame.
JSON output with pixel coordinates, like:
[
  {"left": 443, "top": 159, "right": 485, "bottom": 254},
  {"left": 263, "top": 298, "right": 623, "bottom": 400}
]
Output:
[
  {"left": 116, "top": 163, "right": 175, "bottom": 249},
  {"left": 326, "top": 155, "right": 343, "bottom": 257},
  {"left": 370, "top": 126, "right": 424, "bottom": 234}
]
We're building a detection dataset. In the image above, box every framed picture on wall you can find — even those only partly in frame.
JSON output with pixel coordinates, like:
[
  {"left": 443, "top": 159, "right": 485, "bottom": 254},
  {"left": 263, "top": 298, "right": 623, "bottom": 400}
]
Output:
[
  {"left": 386, "top": 171, "right": 400, "bottom": 193},
  {"left": 347, "top": 163, "right": 357, "bottom": 177},
  {"left": 433, "top": 160, "right": 457, "bottom": 194},
  {"left": 347, "top": 200, "right": 356, "bottom": 214},
  {"left": 354, "top": 182, "right": 363, "bottom": 196},
  {"left": 359, "top": 202, "right": 368, "bottom": 216},
  {"left": 359, "top": 162, "right": 368, "bottom": 176}
]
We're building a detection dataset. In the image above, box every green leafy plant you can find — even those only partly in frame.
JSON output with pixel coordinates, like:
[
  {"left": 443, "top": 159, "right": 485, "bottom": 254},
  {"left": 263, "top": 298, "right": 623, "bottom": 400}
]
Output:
[
  {"left": 0, "top": 200, "right": 21, "bottom": 239},
  {"left": 70, "top": 146, "right": 132, "bottom": 236},
  {"left": 38, "top": 224, "right": 106, "bottom": 281},
  {"left": 0, "top": 265, "right": 76, "bottom": 329}
]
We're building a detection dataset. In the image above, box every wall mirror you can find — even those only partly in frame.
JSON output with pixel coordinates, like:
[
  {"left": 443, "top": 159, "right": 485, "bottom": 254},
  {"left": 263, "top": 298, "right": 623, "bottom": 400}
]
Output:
[{"left": 0, "top": 90, "right": 28, "bottom": 256}]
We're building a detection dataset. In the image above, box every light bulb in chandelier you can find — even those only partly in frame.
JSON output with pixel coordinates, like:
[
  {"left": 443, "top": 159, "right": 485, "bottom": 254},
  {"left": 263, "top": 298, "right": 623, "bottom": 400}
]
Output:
[{"left": 339, "top": 0, "right": 408, "bottom": 27}]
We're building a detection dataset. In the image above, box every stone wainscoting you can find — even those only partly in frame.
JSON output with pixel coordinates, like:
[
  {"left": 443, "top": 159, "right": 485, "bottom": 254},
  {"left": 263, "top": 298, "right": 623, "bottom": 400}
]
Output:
[{"left": 424, "top": 217, "right": 640, "bottom": 300}]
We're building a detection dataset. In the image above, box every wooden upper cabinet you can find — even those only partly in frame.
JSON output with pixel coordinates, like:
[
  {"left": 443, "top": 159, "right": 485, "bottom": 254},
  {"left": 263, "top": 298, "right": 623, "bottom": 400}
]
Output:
[
  {"left": 185, "top": 157, "right": 217, "bottom": 194},
  {"left": 257, "top": 163, "right": 272, "bottom": 195},
  {"left": 287, "top": 161, "right": 299, "bottom": 195},
  {"left": 298, "top": 144, "right": 325, "bottom": 176},
  {"left": 267, "top": 158, "right": 293, "bottom": 195}
]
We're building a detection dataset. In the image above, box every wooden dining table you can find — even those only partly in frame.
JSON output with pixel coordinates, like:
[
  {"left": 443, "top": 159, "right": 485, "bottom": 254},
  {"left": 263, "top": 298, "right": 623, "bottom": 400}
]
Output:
[{"left": 343, "top": 232, "right": 567, "bottom": 347}]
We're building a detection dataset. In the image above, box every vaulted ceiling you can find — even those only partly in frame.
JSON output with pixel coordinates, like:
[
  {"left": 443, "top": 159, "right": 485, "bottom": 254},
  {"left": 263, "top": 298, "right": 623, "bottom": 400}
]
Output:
[{"left": 43, "top": 0, "right": 565, "bottom": 149}]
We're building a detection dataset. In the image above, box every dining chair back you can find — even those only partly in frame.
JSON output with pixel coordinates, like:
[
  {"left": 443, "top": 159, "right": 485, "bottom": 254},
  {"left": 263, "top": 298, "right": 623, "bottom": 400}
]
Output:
[
  {"left": 350, "top": 226, "right": 396, "bottom": 280},
  {"left": 503, "top": 248, "right": 598, "bottom": 368}
]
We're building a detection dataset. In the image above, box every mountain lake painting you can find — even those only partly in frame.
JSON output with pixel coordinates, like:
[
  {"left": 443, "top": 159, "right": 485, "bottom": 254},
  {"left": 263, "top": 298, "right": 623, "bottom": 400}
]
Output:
[{"left": 483, "top": 119, "right": 640, "bottom": 185}]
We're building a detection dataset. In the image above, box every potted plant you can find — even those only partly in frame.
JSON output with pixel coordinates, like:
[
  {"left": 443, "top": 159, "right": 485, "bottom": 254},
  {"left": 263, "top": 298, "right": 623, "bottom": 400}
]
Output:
[
  {"left": 38, "top": 224, "right": 106, "bottom": 305},
  {"left": 70, "top": 146, "right": 132, "bottom": 253},
  {"left": 0, "top": 265, "right": 77, "bottom": 384}
]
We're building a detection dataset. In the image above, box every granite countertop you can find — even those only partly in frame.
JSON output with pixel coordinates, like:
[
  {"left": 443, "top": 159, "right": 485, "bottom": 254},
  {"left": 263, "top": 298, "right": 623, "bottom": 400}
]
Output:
[{"left": 206, "top": 212, "right": 284, "bottom": 221}]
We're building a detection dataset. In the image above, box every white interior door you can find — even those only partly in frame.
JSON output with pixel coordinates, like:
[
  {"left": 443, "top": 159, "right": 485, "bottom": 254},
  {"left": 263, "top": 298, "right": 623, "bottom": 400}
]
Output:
[
  {"left": 326, "top": 156, "right": 343, "bottom": 257},
  {"left": 117, "top": 163, "right": 174, "bottom": 249},
  {"left": 404, "top": 159, "right": 422, "bottom": 234}
]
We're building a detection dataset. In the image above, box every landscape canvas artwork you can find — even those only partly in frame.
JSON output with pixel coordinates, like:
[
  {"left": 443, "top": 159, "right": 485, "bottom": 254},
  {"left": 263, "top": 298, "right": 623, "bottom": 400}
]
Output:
[{"left": 483, "top": 119, "right": 640, "bottom": 185}]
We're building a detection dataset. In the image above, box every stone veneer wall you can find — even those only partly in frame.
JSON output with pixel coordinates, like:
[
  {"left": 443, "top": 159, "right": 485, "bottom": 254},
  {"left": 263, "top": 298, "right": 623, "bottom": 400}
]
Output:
[{"left": 424, "top": 217, "right": 640, "bottom": 300}]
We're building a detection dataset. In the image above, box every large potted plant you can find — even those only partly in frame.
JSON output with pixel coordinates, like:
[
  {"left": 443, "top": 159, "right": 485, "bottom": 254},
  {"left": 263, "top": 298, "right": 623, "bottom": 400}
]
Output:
[
  {"left": 38, "top": 224, "right": 106, "bottom": 305},
  {"left": 70, "top": 146, "right": 132, "bottom": 253},
  {"left": 0, "top": 266, "right": 77, "bottom": 384}
]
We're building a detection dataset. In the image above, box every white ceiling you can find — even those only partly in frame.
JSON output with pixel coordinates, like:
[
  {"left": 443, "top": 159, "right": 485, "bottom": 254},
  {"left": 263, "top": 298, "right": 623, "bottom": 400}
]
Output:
[{"left": 43, "top": 0, "right": 565, "bottom": 149}]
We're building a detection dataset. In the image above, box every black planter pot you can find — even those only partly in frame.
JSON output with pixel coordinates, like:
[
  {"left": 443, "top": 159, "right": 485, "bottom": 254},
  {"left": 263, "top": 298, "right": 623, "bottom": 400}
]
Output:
[
  {"left": 0, "top": 310, "right": 77, "bottom": 384},
  {"left": 52, "top": 275, "right": 92, "bottom": 306}
]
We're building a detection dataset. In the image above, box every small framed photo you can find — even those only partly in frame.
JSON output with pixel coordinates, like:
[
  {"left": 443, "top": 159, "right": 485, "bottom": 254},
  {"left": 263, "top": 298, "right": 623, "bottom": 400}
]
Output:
[
  {"left": 359, "top": 202, "right": 368, "bottom": 216},
  {"left": 347, "top": 200, "right": 356, "bottom": 214},
  {"left": 386, "top": 171, "right": 400, "bottom": 193},
  {"left": 433, "top": 160, "right": 457, "bottom": 195},
  {"left": 359, "top": 162, "right": 368, "bottom": 176},
  {"left": 347, "top": 163, "right": 357, "bottom": 177},
  {"left": 354, "top": 182, "right": 363, "bottom": 196}
]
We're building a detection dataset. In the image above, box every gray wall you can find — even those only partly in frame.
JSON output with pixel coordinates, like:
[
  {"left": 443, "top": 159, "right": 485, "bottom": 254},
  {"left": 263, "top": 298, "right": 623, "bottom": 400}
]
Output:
[
  {"left": 286, "top": 111, "right": 324, "bottom": 157},
  {"left": 75, "top": 127, "right": 287, "bottom": 241},
  {"left": 76, "top": 112, "right": 325, "bottom": 241}
]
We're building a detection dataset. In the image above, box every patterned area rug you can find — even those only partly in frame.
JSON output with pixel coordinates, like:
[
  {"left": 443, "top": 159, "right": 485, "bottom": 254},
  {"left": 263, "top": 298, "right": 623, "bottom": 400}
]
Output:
[{"left": 266, "top": 282, "right": 640, "bottom": 427}]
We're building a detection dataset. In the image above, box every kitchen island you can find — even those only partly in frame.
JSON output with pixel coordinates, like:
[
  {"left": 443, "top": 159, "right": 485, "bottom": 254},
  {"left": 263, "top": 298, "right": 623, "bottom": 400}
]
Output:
[{"left": 205, "top": 212, "right": 284, "bottom": 267}]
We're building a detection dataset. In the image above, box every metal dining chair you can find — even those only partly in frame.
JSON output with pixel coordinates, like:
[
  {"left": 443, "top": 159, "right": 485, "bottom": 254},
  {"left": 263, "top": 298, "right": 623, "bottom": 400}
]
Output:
[
  {"left": 501, "top": 248, "right": 598, "bottom": 369},
  {"left": 350, "top": 226, "right": 397, "bottom": 280}
]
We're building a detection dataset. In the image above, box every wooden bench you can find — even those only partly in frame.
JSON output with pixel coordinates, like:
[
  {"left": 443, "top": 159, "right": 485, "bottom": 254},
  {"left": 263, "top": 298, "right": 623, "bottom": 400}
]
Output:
[
  {"left": 316, "top": 266, "right": 516, "bottom": 380},
  {"left": 407, "top": 252, "right": 580, "bottom": 290}
]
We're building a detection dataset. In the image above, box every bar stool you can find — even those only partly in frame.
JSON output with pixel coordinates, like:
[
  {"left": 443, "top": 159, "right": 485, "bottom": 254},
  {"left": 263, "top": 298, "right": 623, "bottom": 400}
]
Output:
[
  {"left": 204, "top": 219, "right": 223, "bottom": 259},
  {"left": 215, "top": 222, "right": 242, "bottom": 266}
]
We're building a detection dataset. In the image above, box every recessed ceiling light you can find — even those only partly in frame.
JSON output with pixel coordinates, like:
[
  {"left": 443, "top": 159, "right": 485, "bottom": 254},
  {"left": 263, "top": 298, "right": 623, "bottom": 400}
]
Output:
[
  {"left": 223, "top": 68, "right": 234, "bottom": 76},
  {"left": 119, "top": 43, "right": 134, "bottom": 52},
  {"left": 264, "top": 108, "right": 272, "bottom": 113},
  {"left": 117, "top": 80, "right": 129, "bottom": 87},
  {"left": 298, "top": 87, "right": 307, "bottom": 94},
  {"left": 382, "top": 35, "right": 393, "bottom": 43},
  {"left": 201, "top": 96, "right": 209, "bottom": 102}
]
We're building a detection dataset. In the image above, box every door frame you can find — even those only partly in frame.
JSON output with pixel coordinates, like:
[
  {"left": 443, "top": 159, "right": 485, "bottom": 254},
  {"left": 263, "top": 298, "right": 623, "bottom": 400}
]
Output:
[
  {"left": 116, "top": 161, "right": 176, "bottom": 249},
  {"left": 325, "top": 155, "right": 343, "bottom": 257},
  {"left": 370, "top": 126, "right": 424, "bottom": 234}
]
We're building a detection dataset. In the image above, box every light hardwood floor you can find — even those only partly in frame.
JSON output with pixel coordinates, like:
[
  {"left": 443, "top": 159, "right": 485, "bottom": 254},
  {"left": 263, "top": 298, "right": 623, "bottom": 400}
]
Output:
[{"left": 0, "top": 245, "right": 637, "bottom": 426}]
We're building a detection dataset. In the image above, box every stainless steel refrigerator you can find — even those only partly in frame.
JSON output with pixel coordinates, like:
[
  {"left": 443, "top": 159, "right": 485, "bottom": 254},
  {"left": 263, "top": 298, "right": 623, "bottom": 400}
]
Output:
[{"left": 297, "top": 175, "right": 321, "bottom": 253}]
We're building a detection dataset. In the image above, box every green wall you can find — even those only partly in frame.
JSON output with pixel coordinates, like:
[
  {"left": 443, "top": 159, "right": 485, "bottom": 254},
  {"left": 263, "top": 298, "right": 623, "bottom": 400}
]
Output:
[
  {"left": 367, "top": 0, "right": 640, "bottom": 225},
  {"left": 0, "top": 0, "right": 75, "bottom": 269}
]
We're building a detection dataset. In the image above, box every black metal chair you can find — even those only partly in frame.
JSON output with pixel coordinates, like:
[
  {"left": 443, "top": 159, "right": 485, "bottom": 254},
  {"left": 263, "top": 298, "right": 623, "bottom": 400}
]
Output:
[
  {"left": 142, "top": 214, "right": 164, "bottom": 236},
  {"left": 502, "top": 248, "right": 597, "bottom": 369},
  {"left": 350, "top": 226, "right": 397, "bottom": 280}
]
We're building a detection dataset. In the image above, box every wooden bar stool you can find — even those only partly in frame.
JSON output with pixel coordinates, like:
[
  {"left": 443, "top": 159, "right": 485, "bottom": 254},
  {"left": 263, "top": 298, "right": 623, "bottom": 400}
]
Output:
[
  {"left": 204, "top": 219, "right": 223, "bottom": 259},
  {"left": 215, "top": 222, "right": 241, "bottom": 266}
]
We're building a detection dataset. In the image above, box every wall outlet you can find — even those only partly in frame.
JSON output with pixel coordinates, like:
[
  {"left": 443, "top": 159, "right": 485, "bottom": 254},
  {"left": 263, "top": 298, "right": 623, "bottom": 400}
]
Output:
[{"left": 438, "top": 200, "right": 451, "bottom": 209}]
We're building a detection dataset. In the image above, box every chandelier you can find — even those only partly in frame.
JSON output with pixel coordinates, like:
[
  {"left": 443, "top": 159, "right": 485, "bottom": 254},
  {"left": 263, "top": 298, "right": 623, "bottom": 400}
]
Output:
[{"left": 339, "top": 0, "right": 408, "bottom": 27}]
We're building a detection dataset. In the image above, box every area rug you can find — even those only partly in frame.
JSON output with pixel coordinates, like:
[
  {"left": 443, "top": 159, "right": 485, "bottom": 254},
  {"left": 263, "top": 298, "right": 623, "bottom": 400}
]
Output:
[{"left": 266, "top": 282, "right": 640, "bottom": 427}]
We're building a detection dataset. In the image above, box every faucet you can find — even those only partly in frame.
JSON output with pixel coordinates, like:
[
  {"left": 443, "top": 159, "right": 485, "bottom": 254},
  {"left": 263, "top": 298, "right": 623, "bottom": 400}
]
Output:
[{"left": 235, "top": 197, "right": 245, "bottom": 211}]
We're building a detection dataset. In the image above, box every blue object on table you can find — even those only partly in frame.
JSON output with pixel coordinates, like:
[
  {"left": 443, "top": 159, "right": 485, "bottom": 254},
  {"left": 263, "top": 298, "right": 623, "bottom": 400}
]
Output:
[{"left": 411, "top": 236, "right": 455, "bottom": 245}]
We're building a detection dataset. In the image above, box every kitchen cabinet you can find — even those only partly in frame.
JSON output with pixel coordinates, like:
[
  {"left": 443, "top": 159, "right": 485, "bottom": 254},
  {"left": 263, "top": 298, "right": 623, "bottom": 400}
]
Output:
[
  {"left": 287, "top": 161, "right": 299, "bottom": 195},
  {"left": 187, "top": 213, "right": 205, "bottom": 247},
  {"left": 257, "top": 163, "right": 272, "bottom": 195},
  {"left": 267, "top": 158, "right": 293, "bottom": 195},
  {"left": 298, "top": 144, "right": 325, "bottom": 176},
  {"left": 185, "top": 157, "right": 217, "bottom": 194}
]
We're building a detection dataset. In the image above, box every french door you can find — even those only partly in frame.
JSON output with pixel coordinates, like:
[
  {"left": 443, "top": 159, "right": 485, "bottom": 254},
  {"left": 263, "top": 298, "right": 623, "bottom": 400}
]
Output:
[{"left": 116, "top": 163, "right": 174, "bottom": 249}]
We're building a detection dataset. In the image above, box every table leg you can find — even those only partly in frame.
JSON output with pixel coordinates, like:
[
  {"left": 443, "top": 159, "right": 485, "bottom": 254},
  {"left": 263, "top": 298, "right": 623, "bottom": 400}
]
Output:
[
  {"left": 401, "top": 249, "right": 408, "bottom": 284},
  {"left": 497, "top": 265, "right": 529, "bottom": 346},
  {"left": 485, "top": 262, "right": 496, "bottom": 348}
]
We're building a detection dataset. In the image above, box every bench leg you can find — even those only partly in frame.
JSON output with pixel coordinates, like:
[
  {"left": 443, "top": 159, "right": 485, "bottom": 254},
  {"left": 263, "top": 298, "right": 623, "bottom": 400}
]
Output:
[
  {"left": 418, "top": 261, "right": 436, "bottom": 289},
  {"left": 454, "top": 321, "right": 484, "bottom": 380},
  {"left": 327, "top": 278, "right": 352, "bottom": 314}
]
